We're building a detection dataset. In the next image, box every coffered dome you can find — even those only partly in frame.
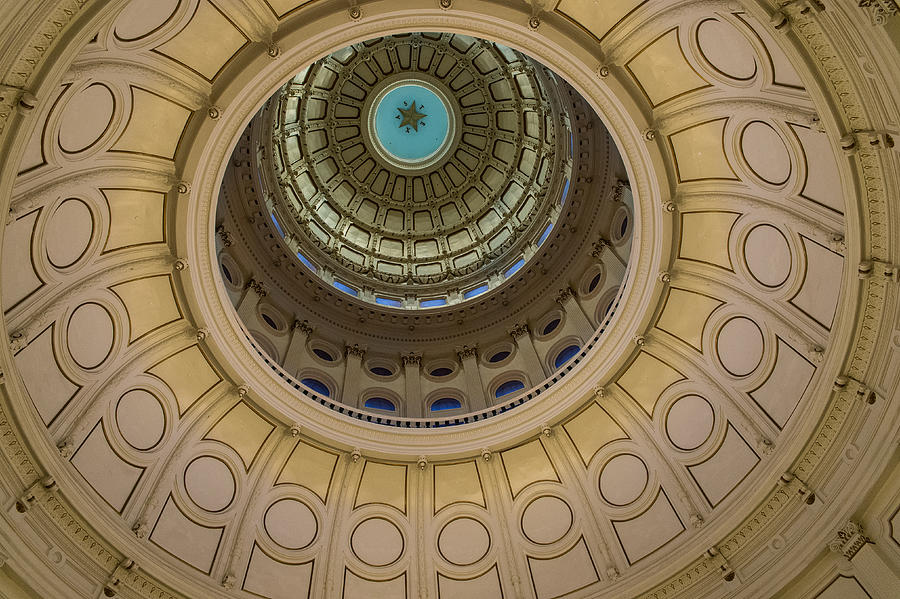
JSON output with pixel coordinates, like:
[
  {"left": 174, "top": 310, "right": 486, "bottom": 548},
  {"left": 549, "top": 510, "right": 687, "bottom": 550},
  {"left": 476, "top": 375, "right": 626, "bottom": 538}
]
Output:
[{"left": 263, "top": 33, "right": 571, "bottom": 304}]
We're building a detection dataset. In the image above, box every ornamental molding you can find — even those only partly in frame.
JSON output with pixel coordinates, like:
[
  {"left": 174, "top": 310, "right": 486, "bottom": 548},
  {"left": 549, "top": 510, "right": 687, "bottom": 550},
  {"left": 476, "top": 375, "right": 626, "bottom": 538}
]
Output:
[
  {"left": 507, "top": 323, "right": 530, "bottom": 339},
  {"left": 455, "top": 344, "right": 478, "bottom": 360},
  {"left": 828, "top": 521, "right": 869, "bottom": 560}
]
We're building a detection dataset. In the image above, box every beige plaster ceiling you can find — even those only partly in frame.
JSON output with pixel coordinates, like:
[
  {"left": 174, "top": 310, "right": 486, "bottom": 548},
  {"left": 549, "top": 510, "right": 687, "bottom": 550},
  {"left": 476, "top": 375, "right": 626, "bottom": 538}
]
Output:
[{"left": 0, "top": 1, "right": 898, "bottom": 599}]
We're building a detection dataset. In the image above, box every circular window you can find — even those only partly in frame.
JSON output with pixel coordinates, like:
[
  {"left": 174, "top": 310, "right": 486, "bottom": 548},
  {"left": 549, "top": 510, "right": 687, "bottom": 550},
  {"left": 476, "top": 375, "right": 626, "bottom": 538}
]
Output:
[
  {"left": 488, "top": 350, "right": 510, "bottom": 363},
  {"left": 313, "top": 348, "right": 334, "bottom": 362},
  {"left": 370, "top": 366, "right": 393, "bottom": 377},
  {"left": 542, "top": 318, "right": 561, "bottom": 336},
  {"left": 588, "top": 272, "right": 603, "bottom": 293},
  {"left": 611, "top": 205, "right": 632, "bottom": 243},
  {"left": 221, "top": 263, "right": 234, "bottom": 284},
  {"left": 429, "top": 366, "right": 454, "bottom": 377}
]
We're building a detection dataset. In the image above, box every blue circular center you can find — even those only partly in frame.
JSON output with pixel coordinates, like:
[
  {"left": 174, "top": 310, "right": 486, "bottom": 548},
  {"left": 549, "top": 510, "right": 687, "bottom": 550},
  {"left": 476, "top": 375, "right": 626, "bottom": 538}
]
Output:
[{"left": 374, "top": 84, "right": 449, "bottom": 163}]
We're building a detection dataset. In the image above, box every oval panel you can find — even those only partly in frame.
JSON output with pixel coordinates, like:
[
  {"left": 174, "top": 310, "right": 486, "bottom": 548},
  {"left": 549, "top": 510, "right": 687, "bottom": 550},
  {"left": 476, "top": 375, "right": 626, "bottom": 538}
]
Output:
[
  {"left": 264, "top": 499, "right": 317, "bottom": 550},
  {"left": 114, "top": 0, "right": 180, "bottom": 41},
  {"left": 599, "top": 454, "right": 648, "bottom": 506},
  {"left": 58, "top": 84, "right": 115, "bottom": 153},
  {"left": 184, "top": 456, "right": 235, "bottom": 512},
  {"left": 744, "top": 224, "right": 792, "bottom": 287},
  {"left": 351, "top": 517, "right": 404, "bottom": 567},
  {"left": 717, "top": 317, "right": 765, "bottom": 376},
  {"left": 46, "top": 199, "right": 93, "bottom": 268},
  {"left": 741, "top": 121, "right": 791, "bottom": 185},
  {"left": 696, "top": 18, "right": 758, "bottom": 80},
  {"left": 115, "top": 389, "right": 165, "bottom": 450},
  {"left": 438, "top": 517, "right": 490, "bottom": 566},
  {"left": 67, "top": 303, "right": 114, "bottom": 369},
  {"left": 521, "top": 495, "right": 573, "bottom": 545},
  {"left": 665, "top": 395, "right": 714, "bottom": 450}
]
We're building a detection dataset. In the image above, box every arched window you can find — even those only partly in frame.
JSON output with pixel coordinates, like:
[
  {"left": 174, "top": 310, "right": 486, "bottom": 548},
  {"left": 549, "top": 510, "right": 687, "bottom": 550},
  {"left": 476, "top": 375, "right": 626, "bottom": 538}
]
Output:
[
  {"left": 430, "top": 398, "right": 461, "bottom": 411},
  {"left": 364, "top": 397, "right": 395, "bottom": 411},
  {"left": 554, "top": 345, "right": 581, "bottom": 368},
  {"left": 495, "top": 380, "right": 525, "bottom": 398},
  {"left": 300, "top": 378, "right": 329, "bottom": 396}
]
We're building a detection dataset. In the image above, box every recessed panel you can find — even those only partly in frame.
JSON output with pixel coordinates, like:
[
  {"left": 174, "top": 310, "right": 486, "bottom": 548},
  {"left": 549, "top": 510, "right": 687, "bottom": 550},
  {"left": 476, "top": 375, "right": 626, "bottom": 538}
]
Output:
[
  {"left": 521, "top": 496, "right": 573, "bottom": 545},
  {"left": 46, "top": 199, "right": 93, "bottom": 267},
  {"left": 350, "top": 517, "right": 404, "bottom": 566},
  {"left": 265, "top": 499, "right": 317, "bottom": 550},
  {"left": 184, "top": 456, "right": 235, "bottom": 512}
]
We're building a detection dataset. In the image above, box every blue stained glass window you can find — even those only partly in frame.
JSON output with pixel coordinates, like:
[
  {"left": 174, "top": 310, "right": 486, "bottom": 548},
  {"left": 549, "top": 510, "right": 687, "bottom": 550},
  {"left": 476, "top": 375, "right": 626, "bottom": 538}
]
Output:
[
  {"left": 430, "top": 398, "right": 461, "bottom": 411},
  {"left": 561, "top": 178, "right": 570, "bottom": 203},
  {"left": 495, "top": 380, "right": 525, "bottom": 398},
  {"left": 463, "top": 284, "right": 489, "bottom": 299},
  {"left": 554, "top": 345, "right": 581, "bottom": 368},
  {"left": 420, "top": 298, "right": 447, "bottom": 308},
  {"left": 376, "top": 297, "right": 403, "bottom": 307},
  {"left": 297, "top": 252, "right": 317, "bottom": 272},
  {"left": 504, "top": 259, "right": 525, "bottom": 278},
  {"left": 300, "top": 378, "right": 329, "bottom": 396},
  {"left": 538, "top": 224, "right": 553, "bottom": 245},
  {"left": 333, "top": 280, "right": 358, "bottom": 296},
  {"left": 271, "top": 213, "right": 285, "bottom": 237},
  {"left": 365, "top": 397, "right": 395, "bottom": 411}
]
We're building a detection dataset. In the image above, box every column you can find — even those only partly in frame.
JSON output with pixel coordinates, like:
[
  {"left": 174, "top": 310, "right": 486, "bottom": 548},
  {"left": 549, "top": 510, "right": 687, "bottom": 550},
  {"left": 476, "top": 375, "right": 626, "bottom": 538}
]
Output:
[
  {"left": 456, "top": 345, "right": 487, "bottom": 411},
  {"left": 402, "top": 353, "right": 423, "bottom": 418},
  {"left": 829, "top": 521, "right": 900, "bottom": 598},
  {"left": 342, "top": 344, "right": 366, "bottom": 407},
  {"left": 236, "top": 279, "right": 267, "bottom": 323},
  {"left": 508, "top": 323, "right": 547, "bottom": 383},
  {"left": 556, "top": 287, "right": 594, "bottom": 340},
  {"left": 283, "top": 319, "right": 313, "bottom": 375}
]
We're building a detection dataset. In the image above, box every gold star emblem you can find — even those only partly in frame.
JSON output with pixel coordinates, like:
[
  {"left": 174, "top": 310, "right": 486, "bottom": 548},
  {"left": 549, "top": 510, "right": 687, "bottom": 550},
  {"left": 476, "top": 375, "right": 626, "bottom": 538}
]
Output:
[{"left": 397, "top": 101, "right": 426, "bottom": 131}]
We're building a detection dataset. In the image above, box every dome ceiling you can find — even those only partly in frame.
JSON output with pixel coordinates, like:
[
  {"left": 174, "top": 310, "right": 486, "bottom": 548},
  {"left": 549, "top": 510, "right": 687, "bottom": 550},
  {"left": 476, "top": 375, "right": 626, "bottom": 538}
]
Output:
[
  {"left": 264, "top": 33, "right": 572, "bottom": 303},
  {"left": 0, "top": 2, "right": 899, "bottom": 599}
]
